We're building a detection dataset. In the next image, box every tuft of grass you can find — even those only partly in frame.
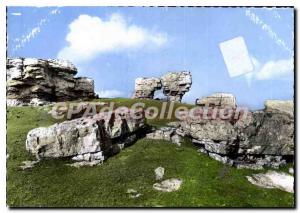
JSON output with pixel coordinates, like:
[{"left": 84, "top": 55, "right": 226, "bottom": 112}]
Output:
[{"left": 7, "top": 98, "right": 294, "bottom": 207}]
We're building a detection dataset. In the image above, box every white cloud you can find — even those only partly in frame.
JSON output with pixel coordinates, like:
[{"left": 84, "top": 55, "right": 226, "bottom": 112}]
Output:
[
  {"left": 97, "top": 90, "right": 124, "bottom": 98},
  {"left": 246, "top": 56, "right": 293, "bottom": 83},
  {"left": 255, "top": 57, "right": 293, "bottom": 80},
  {"left": 11, "top": 12, "right": 22, "bottom": 16},
  {"left": 57, "top": 13, "right": 168, "bottom": 62}
]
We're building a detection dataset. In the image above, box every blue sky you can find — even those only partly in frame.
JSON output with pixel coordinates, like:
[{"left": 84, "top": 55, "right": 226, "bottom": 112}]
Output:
[{"left": 7, "top": 7, "right": 294, "bottom": 109}]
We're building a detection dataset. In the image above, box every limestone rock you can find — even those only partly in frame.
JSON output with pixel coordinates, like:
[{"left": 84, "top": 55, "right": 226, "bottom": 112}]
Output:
[
  {"left": 67, "top": 160, "right": 103, "bottom": 168},
  {"left": 265, "top": 100, "right": 293, "bottom": 117},
  {"left": 146, "top": 127, "right": 182, "bottom": 146},
  {"left": 246, "top": 171, "right": 294, "bottom": 193},
  {"left": 180, "top": 99, "right": 294, "bottom": 169},
  {"left": 153, "top": 178, "right": 182, "bottom": 192},
  {"left": 7, "top": 57, "right": 95, "bottom": 106},
  {"left": 161, "top": 71, "right": 192, "bottom": 102},
  {"left": 126, "top": 189, "right": 142, "bottom": 198},
  {"left": 239, "top": 110, "right": 294, "bottom": 156},
  {"left": 26, "top": 109, "right": 146, "bottom": 161},
  {"left": 19, "top": 160, "right": 40, "bottom": 170},
  {"left": 196, "top": 93, "right": 237, "bottom": 108},
  {"left": 181, "top": 119, "right": 237, "bottom": 142},
  {"left": 155, "top": 167, "right": 165, "bottom": 180},
  {"left": 132, "top": 77, "right": 162, "bottom": 99}
]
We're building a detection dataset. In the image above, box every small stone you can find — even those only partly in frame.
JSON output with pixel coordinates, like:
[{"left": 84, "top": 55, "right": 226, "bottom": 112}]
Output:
[
  {"left": 171, "top": 134, "right": 182, "bottom": 146},
  {"left": 126, "top": 189, "right": 142, "bottom": 198},
  {"left": 130, "top": 193, "right": 142, "bottom": 198},
  {"left": 155, "top": 167, "right": 165, "bottom": 180},
  {"left": 153, "top": 178, "right": 182, "bottom": 192},
  {"left": 67, "top": 160, "right": 102, "bottom": 168},
  {"left": 289, "top": 167, "right": 294, "bottom": 174},
  {"left": 19, "top": 160, "right": 39, "bottom": 170}
]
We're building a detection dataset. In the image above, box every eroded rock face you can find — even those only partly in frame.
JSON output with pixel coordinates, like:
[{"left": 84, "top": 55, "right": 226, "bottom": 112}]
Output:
[
  {"left": 196, "top": 93, "right": 237, "bottom": 108},
  {"left": 179, "top": 100, "right": 294, "bottom": 169},
  {"left": 132, "top": 77, "right": 162, "bottom": 99},
  {"left": 7, "top": 58, "right": 95, "bottom": 106},
  {"left": 161, "top": 71, "right": 192, "bottom": 102},
  {"left": 133, "top": 71, "right": 192, "bottom": 102},
  {"left": 26, "top": 109, "right": 146, "bottom": 162}
]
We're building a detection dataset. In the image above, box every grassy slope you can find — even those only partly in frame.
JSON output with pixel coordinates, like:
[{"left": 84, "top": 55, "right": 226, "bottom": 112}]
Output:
[{"left": 7, "top": 98, "right": 294, "bottom": 207}]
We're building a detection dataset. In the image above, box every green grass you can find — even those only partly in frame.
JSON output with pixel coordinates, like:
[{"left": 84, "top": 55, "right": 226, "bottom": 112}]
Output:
[{"left": 7, "top": 98, "right": 294, "bottom": 207}]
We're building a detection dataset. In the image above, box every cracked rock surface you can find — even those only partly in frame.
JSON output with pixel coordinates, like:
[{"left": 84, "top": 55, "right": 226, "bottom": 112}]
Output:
[
  {"left": 7, "top": 57, "right": 95, "bottom": 106},
  {"left": 26, "top": 109, "right": 146, "bottom": 163}
]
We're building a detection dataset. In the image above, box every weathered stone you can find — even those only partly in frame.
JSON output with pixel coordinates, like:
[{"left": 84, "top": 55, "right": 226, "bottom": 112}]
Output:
[
  {"left": 181, "top": 119, "right": 237, "bottom": 142},
  {"left": 67, "top": 160, "right": 103, "bottom": 168},
  {"left": 132, "top": 77, "right": 162, "bottom": 99},
  {"left": 19, "top": 160, "right": 40, "bottom": 170},
  {"left": 146, "top": 127, "right": 182, "bottom": 146},
  {"left": 208, "top": 153, "right": 233, "bottom": 166},
  {"left": 153, "top": 178, "right": 182, "bottom": 192},
  {"left": 180, "top": 99, "right": 294, "bottom": 169},
  {"left": 239, "top": 108, "right": 294, "bottom": 156},
  {"left": 246, "top": 171, "right": 294, "bottom": 193},
  {"left": 126, "top": 189, "right": 142, "bottom": 198},
  {"left": 265, "top": 100, "right": 293, "bottom": 117},
  {"left": 26, "top": 110, "right": 146, "bottom": 161},
  {"left": 7, "top": 57, "right": 95, "bottom": 106},
  {"left": 161, "top": 71, "right": 192, "bottom": 102},
  {"left": 195, "top": 93, "right": 237, "bottom": 108},
  {"left": 155, "top": 167, "right": 165, "bottom": 180}
]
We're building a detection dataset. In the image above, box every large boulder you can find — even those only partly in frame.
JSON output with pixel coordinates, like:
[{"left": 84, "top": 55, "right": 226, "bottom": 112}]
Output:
[
  {"left": 161, "top": 71, "right": 192, "bottom": 102},
  {"left": 179, "top": 100, "right": 294, "bottom": 169},
  {"left": 7, "top": 58, "right": 95, "bottom": 106},
  {"left": 132, "top": 77, "right": 162, "bottom": 99},
  {"left": 26, "top": 109, "right": 146, "bottom": 161}
]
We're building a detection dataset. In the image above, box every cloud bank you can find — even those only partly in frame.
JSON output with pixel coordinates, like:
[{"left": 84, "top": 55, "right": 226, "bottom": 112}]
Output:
[
  {"left": 246, "top": 57, "right": 293, "bottom": 83},
  {"left": 57, "top": 13, "right": 168, "bottom": 63}
]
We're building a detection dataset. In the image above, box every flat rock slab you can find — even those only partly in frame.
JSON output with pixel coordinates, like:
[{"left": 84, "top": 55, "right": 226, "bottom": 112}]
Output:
[
  {"left": 246, "top": 170, "right": 294, "bottom": 193},
  {"left": 153, "top": 178, "right": 182, "bottom": 192}
]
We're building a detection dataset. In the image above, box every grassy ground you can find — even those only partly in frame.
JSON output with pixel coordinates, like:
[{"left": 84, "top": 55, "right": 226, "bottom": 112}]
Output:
[{"left": 7, "top": 98, "right": 294, "bottom": 207}]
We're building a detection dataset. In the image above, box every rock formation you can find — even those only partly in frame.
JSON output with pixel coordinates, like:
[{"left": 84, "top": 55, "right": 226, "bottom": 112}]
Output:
[
  {"left": 178, "top": 100, "right": 294, "bottom": 169},
  {"left": 26, "top": 109, "right": 147, "bottom": 163},
  {"left": 146, "top": 127, "right": 182, "bottom": 146},
  {"left": 133, "top": 71, "right": 192, "bottom": 102},
  {"left": 196, "top": 93, "right": 237, "bottom": 108},
  {"left": 132, "top": 77, "right": 162, "bottom": 99},
  {"left": 161, "top": 71, "right": 192, "bottom": 102},
  {"left": 7, "top": 58, "right": 95, "bottom": 106}
]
